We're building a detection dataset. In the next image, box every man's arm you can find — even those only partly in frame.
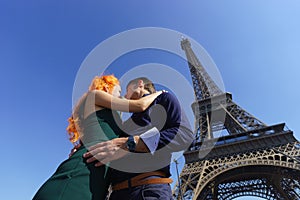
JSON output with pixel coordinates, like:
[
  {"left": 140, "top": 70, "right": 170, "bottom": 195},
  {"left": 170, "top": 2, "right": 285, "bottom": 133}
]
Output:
[
  {"left": 139, "top": 92, "right": 194, "bottom": 153},
  {"left": 83, "top": 92, "right": 194, "bottom": 166},
  {"left": 82, "top": 135, "right": 149, "bottom": 166},
  {"left": 82, "top": 125, "right": 160, "bottom": 166}
]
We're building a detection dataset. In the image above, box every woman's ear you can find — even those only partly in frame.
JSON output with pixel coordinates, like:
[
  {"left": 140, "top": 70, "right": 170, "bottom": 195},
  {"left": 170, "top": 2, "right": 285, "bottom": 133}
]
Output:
[{"left": 104, "top": 85, "right": 110, "bottom": 93}]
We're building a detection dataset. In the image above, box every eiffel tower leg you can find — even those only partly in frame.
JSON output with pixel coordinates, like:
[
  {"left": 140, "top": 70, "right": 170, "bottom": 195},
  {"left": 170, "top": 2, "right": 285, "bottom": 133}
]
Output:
[
  {"left": 211, "top": 182, "right": 218, "bottom": 200},
  {"left": 179, "top": 38, "right": 300, "bottom": 200},
  {"left": 273, "top": 177, "right": 290, "bottom": 200}
]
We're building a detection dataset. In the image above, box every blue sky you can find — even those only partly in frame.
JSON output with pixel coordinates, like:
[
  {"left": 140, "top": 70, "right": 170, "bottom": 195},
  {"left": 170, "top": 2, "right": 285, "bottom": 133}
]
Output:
[{"left": 1, "top": 1, "right": 300, "bottom": 199}]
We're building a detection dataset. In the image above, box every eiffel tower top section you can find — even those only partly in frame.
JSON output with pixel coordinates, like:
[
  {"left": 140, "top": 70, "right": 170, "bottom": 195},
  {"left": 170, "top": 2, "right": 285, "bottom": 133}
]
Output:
[{"left": 181, "top": 38, "right": 223, "bottom": 100}]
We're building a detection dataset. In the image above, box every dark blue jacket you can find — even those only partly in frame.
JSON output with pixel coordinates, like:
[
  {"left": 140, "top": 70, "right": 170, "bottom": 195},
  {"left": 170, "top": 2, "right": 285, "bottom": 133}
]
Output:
[{"left": 110, "top": 92, "right": 194, "bottom": 185}]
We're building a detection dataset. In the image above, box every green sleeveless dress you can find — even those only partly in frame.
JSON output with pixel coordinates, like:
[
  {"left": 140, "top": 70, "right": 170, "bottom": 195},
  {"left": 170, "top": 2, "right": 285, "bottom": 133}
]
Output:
[{"left": 33, "top": 109, "right": 121, "bottom": 200}]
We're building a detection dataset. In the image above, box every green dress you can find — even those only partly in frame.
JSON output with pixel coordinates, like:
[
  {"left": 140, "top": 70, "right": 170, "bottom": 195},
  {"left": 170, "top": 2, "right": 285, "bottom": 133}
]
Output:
[{"left": 33, "top": 109, "right": 121, "bottom": 200}]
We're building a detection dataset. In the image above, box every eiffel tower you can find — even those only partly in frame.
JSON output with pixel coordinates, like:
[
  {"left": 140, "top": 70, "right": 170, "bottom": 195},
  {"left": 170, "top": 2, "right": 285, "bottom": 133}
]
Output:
[{"left": 173, "top": 38, "right": 300, "bottom": 200}]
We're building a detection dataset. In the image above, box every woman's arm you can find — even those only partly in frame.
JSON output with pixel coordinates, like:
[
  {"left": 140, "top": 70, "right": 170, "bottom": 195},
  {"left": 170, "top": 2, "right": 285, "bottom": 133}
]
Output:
[{"left": 90, "top": 90, "right": 162, "bottom": 112}]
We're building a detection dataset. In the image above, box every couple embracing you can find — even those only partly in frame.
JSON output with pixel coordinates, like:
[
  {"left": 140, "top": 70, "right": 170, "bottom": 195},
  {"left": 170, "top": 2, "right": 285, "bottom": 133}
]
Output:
[{"left": 33, "top": 75, "right": 193, "bottom": 200}]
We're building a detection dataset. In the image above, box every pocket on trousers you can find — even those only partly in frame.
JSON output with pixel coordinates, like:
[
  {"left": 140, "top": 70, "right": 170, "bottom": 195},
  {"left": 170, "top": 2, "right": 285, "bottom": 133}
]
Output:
[{"left": 141, "top": 184, "right": 172, "bottom": 200}]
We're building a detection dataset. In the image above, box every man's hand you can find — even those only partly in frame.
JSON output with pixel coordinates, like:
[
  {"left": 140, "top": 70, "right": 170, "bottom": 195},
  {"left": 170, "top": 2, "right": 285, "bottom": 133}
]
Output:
[{"left": 83, "top": 138, "right": 129, "bottom": 167}]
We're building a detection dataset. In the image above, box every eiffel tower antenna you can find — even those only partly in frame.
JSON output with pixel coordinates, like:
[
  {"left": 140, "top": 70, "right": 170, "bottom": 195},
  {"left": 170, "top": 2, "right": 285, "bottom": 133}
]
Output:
[{"left": 173, "top": 38, "right": 300, "bottom": 199}]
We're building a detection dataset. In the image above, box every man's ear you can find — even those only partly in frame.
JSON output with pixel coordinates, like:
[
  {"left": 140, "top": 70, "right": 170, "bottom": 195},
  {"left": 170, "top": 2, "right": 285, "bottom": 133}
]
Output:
[{"left": 137, "top": 80, "right": 144, "bottom": 87}]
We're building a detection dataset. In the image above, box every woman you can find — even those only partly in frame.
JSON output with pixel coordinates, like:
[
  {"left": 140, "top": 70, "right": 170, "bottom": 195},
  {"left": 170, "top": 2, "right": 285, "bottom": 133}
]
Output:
[{"left": 33, "top": 75, "right": 163, "bottom": 200}]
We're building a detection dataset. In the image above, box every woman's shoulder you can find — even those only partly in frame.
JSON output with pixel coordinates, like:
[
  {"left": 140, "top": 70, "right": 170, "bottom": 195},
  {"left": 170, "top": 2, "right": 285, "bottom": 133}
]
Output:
[
  {"left": 95, "top": 108, "right": 111, "bottom": 116},
  {"left": 83, "top": 108, "right": 108, "bottom": 120}
]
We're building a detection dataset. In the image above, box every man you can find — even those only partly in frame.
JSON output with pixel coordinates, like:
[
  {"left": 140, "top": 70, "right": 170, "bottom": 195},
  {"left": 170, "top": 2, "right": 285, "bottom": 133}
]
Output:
[{"left": 84, "top": 77, "right": 194, "bottom": 199}]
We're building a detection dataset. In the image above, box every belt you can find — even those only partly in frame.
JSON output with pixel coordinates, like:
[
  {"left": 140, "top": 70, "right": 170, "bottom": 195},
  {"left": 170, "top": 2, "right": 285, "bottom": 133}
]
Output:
[{"left": 112, "top": 171, "right": 173, "bottom": 191}]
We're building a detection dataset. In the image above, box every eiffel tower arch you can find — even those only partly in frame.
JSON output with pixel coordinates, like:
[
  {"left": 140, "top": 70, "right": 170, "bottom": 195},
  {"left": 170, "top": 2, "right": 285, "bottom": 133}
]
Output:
[{"left": 173, "top": 38, "right": 300, "bottom": 200}]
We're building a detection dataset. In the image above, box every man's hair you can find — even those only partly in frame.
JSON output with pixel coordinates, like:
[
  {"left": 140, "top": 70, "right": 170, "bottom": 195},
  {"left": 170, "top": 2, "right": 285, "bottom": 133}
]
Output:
[{"left": 127, "top": 77, "right": 156, "bottom": 94}]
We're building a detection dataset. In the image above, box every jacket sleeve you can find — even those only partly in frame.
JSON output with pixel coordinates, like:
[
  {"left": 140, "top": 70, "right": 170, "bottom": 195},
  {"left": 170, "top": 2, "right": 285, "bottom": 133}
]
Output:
[{"left": 140, "top": 92, "right": 194, "bottom": 153}]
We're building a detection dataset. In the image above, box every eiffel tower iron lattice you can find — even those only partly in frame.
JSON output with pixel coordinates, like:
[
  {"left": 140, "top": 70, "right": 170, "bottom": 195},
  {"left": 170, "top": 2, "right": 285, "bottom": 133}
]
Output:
[{"left": 173, "top": 38, "right": 300, "bottom": 200}]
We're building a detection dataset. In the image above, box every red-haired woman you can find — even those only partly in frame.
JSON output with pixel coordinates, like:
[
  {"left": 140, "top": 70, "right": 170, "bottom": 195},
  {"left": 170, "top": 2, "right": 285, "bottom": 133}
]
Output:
[{"left": 33, "top": 75, "right": 162, "bottom": 200}]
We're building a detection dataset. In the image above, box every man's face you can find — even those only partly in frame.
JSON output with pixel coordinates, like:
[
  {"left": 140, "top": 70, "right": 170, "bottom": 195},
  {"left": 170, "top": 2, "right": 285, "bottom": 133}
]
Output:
[{"left": 125, "top": 83, "right": 140, "bottom": 100}]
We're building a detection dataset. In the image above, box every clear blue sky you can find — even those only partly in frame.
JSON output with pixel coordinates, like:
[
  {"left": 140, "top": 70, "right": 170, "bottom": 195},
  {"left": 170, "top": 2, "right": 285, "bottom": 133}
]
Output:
[{"left": 1, "top": 1, "right": 299, "bottom": 199}]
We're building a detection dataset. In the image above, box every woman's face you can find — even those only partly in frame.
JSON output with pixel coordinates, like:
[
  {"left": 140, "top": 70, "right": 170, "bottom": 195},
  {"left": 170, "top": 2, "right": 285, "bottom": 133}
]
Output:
[{"left": 111, "top": 84, "right": 121, "bottom": 98}]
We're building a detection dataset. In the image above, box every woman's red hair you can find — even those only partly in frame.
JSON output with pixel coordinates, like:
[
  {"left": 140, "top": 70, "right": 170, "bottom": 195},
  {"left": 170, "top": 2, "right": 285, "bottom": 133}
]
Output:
[{"left": 66, "top": 75, "right": 119, "bottom": 144}]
